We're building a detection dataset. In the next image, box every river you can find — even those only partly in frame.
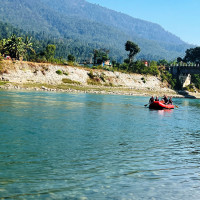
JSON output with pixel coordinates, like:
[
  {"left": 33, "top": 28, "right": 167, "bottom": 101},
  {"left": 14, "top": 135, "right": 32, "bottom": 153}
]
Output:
[{"left": 0, "top": 90, "right": 200, "bottom": 199}]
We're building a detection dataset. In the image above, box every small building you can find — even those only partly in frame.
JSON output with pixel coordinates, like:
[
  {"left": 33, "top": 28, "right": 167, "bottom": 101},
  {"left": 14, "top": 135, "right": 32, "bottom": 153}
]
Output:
[
  {"left": 144, "top": 61, "right": 148, "bottom": 67},
  {"left": 102, "top": 60, "right": 112, "bottom": 67},
  {"left": 5, "top": 55, "right": 11, "bottom": 60},
  {"left": 140, "top": 60, "right": 148, "bottom": 66}
]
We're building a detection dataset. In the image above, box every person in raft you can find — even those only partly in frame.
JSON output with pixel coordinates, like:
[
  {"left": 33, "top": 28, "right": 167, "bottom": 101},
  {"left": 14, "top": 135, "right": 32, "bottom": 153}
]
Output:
[
  {"left": 149, "top": 96, "right": 154, "bottom": 104},
  {"left": 168, "top": 96, "right": 173, "bottom": 104},
  {"left": 155, "top": 96, "right": 159, "bottom": 101},
  {"left": 162, "top": 95, "right": 169, "bottom": 104}
]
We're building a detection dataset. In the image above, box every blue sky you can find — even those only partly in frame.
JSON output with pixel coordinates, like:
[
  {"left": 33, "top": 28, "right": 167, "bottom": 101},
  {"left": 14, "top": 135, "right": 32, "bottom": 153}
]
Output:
[{"left": 87, "top": 0, "right": 200, "bottom": 46}]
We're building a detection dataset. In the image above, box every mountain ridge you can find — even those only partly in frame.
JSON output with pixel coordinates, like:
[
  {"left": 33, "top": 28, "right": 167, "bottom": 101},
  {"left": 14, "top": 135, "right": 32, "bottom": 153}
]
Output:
[
  {"left": 41, "top": 0, "right": 184, "bottom": 45},
  {"left": 0, "top": 0, "right": 193, "bottom": 61}
]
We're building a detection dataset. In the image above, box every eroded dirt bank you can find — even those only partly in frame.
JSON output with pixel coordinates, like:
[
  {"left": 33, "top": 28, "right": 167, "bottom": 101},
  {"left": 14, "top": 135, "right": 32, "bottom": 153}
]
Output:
[{"left": 0, "top": 60, "right": 197, "bottom": 98}]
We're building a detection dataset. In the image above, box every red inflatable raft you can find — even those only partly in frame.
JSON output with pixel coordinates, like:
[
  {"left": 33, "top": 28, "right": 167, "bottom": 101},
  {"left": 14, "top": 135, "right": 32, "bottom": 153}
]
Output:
[{"left": 149, "top": 101, "right": 174, "bottom": 110}]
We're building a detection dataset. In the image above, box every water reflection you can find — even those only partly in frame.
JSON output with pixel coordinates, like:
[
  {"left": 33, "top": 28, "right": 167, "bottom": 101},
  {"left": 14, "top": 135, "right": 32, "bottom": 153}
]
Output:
[{"left": 157, "top": 109, "right": 174, "bottom": 116}]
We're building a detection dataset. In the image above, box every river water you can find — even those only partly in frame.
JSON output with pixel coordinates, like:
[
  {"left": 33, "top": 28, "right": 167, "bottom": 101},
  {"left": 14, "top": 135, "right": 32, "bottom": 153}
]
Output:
[{"left": 0, "top": 90, "right": 200, "bottom": 199}]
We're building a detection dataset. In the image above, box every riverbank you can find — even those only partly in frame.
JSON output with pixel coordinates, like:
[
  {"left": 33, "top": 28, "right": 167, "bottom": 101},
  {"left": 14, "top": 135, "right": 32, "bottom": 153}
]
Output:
[{"left": 0, "top": 60, "right": 198, "bottom": 98}]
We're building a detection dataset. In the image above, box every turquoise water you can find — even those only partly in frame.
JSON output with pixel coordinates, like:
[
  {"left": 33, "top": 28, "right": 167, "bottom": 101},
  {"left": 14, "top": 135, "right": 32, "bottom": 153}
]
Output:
[{"left": 0, "top": 91, "right": 200, "bottom": 199}]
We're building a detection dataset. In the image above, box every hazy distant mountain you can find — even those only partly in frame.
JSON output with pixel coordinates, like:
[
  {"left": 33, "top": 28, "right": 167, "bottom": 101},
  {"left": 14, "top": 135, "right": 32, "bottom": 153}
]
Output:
[{"left": 0, "top": 0, "right": 193, "bottom": 61}]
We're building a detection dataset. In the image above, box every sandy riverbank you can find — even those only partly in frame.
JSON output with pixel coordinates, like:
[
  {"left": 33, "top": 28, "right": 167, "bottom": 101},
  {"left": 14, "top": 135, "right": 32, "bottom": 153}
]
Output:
[{"left": 0, "top": 60, "right": 199, "bottom": 98}]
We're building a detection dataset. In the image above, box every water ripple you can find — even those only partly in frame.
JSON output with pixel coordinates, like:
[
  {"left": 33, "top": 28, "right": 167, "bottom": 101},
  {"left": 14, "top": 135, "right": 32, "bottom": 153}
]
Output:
[{"left": 1, "top": 91, "right": 200, "bottom": 199}]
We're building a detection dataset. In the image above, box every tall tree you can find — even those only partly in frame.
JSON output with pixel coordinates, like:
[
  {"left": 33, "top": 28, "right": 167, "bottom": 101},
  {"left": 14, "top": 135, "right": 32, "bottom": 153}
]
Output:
[
  {"left": 23, "top": 36, "right": 35, "bottom": 60},
  {"left": 125, "top": 40, "right": 140, "bottom": 63},
  {"left": 157, "top": 59, "right": 169, "bottom": 66},
  {"left": 44, "top": 44, "right": 56, "bottom": 61},
  {"left": 68, "top": 54, "right": 75, "bottom": 62},
  {"left": 183, "top": 47, "right": 200, "bottom": 64},
  {"left": 0, "top": 35, "right": 34, "bottom": 60},
  {"left": 93, "top": 49, "right": 109, "bottom": 65},
  {"left": 2, "top": 35, "right": 24, "bottom": 59}
]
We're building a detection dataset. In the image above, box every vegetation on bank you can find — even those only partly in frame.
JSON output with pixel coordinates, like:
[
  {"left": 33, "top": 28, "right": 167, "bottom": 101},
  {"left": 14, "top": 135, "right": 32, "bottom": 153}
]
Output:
[
  {"left": 0, "top": 35, "right": 187, "bottom": 90},
  {"left": 0, "top": 29, "right": 200, "bottom": 91}
]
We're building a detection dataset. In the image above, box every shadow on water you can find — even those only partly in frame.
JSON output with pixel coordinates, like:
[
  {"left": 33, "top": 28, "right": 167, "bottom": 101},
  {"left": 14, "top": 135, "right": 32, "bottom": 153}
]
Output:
[
  {"left": 179, "top": 97, "right": 200, "bottom": 109},
  {"left": 177, "top": 90, "right": 197, "bottom": 99}
]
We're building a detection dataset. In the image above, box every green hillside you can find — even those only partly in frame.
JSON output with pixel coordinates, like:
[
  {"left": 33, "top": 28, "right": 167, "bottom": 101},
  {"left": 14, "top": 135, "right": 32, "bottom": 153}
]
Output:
[
  {"left": 0, "top": 0, "right": 193, "bottom": 61},
  {"left": 41, "top": 0, "right": 184, "bottom": 44}
]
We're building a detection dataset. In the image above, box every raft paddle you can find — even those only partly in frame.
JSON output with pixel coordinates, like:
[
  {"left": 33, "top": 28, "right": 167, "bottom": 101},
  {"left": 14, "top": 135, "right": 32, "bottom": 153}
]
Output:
[
  {"left": 174, "top": 105, "right": 179, "bottom": 108},
  {"left": 144, "top": 103, "right": 149, "bottom": 107}
]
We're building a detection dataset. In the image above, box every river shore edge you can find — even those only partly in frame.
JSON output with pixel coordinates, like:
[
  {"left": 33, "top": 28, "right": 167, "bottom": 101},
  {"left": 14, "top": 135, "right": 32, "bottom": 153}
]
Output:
[{"left": 0, "top": 81, "right": 197, "bottom": 99}]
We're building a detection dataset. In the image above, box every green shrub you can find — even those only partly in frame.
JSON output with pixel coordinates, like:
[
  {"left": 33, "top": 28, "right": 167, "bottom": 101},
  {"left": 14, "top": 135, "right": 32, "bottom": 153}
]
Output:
[
  {"left": 62, "top": 78, "right": 80, "bottom": 85},
  {"left": 141, "top": 77, "right": 146, "bottom": 83},
  {"left": 104, "top": 82, "right": 115, "bottom": 87},
  {"left": 148, "top": 66, "right": 159, "bottom": 76},
  {"left": 92, "top": 65, "right": 103, "bottom": 70},
  {"left": 119, "top": 63, "right": 129, "bottom": 71},
  {"left": 184, "top": 84, "right": 195, "bottom": 92},
  {"left": 87, "top": 78, "right": 102, "bottom": 85},
  {"left": 160, "top": 71, "right": 176, "bottom": 89},
  {"left": 0, "top": 81, "right": 8, "bottom": 85},
  {"left": 63, "top": 72, "right": 69, "bottom": 76},
  {"left": 192, "top": 74, "right": 200, "bottom": 89},
  {"left": 88, "top": 70, "right": 95, "bottom": 79},
  {"left": 68, "top": 54, "right": 75, "bottom": 62},
  {"left": 67, "top": 61, "right": 74, "bottom": 66},
  {"left": 161, "top": 73, "right": 166, "bottom": 82},
  {"left": 100, "top": 73, "right": 106, "bottom": 82},
  {"left": 0, "top": 54, "right": 3, "bottom": 61},
  {"left": 56, "top": 70, "right": 63, "bottom": 75}
]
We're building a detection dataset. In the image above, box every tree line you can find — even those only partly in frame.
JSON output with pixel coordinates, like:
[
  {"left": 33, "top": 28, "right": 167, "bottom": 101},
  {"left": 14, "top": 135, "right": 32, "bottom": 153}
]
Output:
[{"left": 1, "top": 31, "right": 200, "bottom": 91}]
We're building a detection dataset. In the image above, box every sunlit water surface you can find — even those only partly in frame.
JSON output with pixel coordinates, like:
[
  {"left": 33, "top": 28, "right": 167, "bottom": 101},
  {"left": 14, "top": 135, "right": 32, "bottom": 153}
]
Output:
[{"left": 0, "top": 91, "right": 200, "bottom": 199}]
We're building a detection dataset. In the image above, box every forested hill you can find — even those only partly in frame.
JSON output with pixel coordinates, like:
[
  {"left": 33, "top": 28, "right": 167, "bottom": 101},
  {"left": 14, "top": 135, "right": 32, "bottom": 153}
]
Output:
[
  {"left": 41, "top": 0, "right": 183, "bottom": 45},
  {"left": 0, "top": 0, "right": 193, "bottom": 61}
]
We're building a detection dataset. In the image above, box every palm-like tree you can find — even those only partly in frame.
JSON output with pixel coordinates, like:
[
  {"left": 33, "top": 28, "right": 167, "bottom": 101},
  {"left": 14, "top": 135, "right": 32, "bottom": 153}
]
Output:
[
  {"left": 22, "top": 36, "right": 35, "bottom": 60},
  {"left": 1, "top": 35, "right": 35, "bottom": 60}
]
